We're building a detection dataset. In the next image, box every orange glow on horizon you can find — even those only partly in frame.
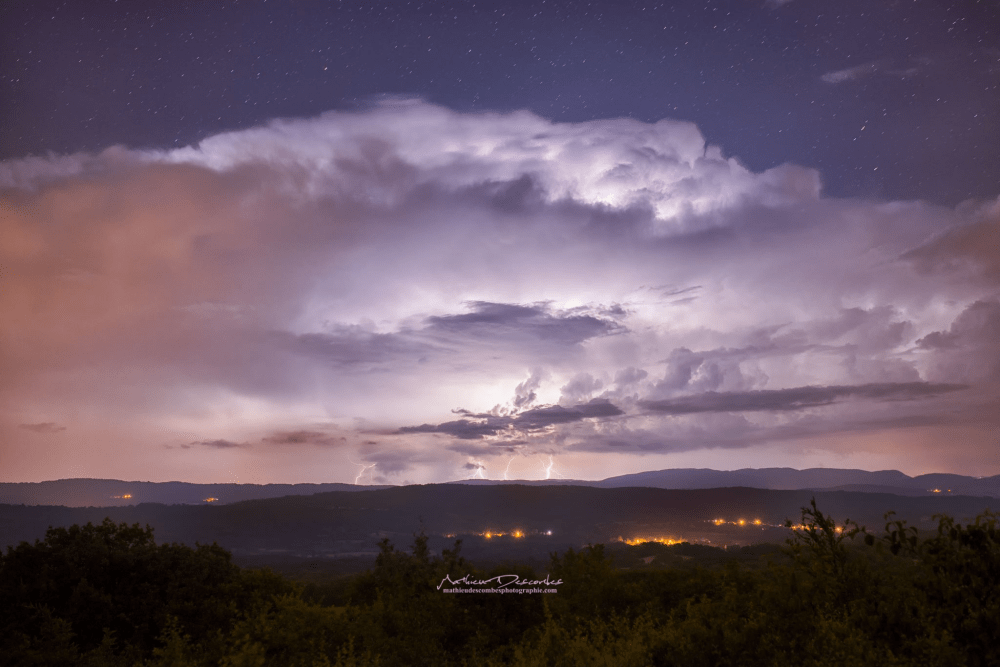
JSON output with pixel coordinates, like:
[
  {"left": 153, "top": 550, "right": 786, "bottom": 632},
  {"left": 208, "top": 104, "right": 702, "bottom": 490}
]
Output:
[{"left": 620, "top": 536, "right": 684, "bottom": 546}]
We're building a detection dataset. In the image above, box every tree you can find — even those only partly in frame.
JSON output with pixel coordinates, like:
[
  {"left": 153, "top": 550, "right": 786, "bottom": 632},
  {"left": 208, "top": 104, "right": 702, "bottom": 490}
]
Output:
[{"left": 0, "top": 519, "right": 291, "bottom": 665}]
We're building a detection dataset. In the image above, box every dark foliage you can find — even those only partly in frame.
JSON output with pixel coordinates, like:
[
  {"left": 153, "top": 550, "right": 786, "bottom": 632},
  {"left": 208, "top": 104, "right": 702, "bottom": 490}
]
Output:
[
  {"left": 0, "top": 518, "right": 290, "bottom": 666},
  {"left": 2, "top": 503, "right": 998, "bottom": 666}
]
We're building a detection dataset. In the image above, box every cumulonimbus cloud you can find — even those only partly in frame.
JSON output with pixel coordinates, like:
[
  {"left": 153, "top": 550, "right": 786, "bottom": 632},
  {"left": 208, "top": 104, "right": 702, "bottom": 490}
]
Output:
[{"left": 1, "top": 100, "right": 998, "bottom": 482}]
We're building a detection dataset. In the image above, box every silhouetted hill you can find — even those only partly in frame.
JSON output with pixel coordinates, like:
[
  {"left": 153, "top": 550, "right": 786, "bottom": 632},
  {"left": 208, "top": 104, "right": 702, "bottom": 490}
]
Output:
[
  {"left": 3, "top": 484, "right": 997, "bottom": 563},
  {"left": 7, "top": 467, "right": 996, "bottom": 508},
  {"left": 0, "top": 478, "right": 392, "bottom": 507},
  {"left": 590, "top": 467, "right": 1000, "bottom": 497}
]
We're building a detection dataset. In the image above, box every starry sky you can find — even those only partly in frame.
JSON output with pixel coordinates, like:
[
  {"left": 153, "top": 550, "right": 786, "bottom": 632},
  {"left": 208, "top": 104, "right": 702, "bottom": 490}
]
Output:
[{"left": 2, "top": 0, "right": 999, "bottom": 484}]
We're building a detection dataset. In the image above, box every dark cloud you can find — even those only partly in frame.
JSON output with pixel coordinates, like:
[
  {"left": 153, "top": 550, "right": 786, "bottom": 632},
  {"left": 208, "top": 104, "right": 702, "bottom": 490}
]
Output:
[
  {"left": 280, "top": 302, "right": 624, "bottom": 372},
  {"left": 918, "top": 301, "right": 1000, "bottom": 351},
  {"left": 399, "top": 399, "right": 625, "bottom": 440},
  {"left": 445, "top": 440, "right": 528, "bottom": 457},
  {"left": 18, "top": 422, "right": 66, "bottom": 434},
  {"left": 400, "top": 418, "right": 508, "bottom": 440},
  {"left": 261, "top": 430, "right": 345, "bottom": 446},
  {"left": 639, "top": 382, "right": 967, "bottom": 415},
  {"left": 425, "top": 301, "right": 623, "bottom": 346},
  {"left": 188, "top": 439, "right": 248, "bottom": 449},
  {"left": 917, "top": 300, "right": 1000, "bottom": 382}
]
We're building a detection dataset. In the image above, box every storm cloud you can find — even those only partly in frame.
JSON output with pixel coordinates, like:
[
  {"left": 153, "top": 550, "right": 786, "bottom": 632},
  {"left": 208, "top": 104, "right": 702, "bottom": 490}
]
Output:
[
  {"left": 638, "top": 382, "right": 967, "bottom": 415},
  {"left": 2, "top": 101, "right": 998, "bottom": 482},
  {"left": 399, "top": 399, "right": 625, "bottom": 440}
]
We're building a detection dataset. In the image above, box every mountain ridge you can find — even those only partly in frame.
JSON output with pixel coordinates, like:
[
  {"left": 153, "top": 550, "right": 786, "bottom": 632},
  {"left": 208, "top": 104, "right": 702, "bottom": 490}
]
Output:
[{"left": 3, "top": 467, "right": 999, "bottom": 507}]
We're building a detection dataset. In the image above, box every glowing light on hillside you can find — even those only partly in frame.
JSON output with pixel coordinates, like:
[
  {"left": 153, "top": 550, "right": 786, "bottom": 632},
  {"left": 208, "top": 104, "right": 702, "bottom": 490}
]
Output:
[
  {"left": 473, "top": 529, "right": 544, "bottom": 539},
  {"left": 620, "top": 536, "right": 684, "bottom": 546},
  {"left": 710, "top": 518, "right": 774, "bottom": 528},
  {"left": 203, "top": 497, "right": 218, "bottom": 503}
]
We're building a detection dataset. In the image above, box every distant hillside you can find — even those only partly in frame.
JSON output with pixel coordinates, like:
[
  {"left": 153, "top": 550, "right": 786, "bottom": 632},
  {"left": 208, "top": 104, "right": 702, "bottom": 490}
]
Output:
[
  {"left": 3, "top": 485, "right": 998, "bottom": 561},
  {"left": 4, "top": 467, "right": 998, "bottom": 509},
  {"left": 447, "top": 467, "right": 1000, "bottom": 497},
  {"left": 0, "top": 479, "right": 392, "bottom": 507},
  {"left": 592, "top": 468, "right": 1000, "bottom": 497}
]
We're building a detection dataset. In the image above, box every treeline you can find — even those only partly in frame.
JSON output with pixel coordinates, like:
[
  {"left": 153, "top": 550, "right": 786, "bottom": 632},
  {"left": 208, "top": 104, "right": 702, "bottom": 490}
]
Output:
[{"left": 1, "top": 501, "right": 998, "bottom": 666}]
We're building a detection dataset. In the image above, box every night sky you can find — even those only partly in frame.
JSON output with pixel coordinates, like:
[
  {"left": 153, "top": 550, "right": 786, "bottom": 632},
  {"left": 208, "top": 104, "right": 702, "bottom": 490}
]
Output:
[{"left": 2, "top": 0, "right": 999, "bottom": 484}]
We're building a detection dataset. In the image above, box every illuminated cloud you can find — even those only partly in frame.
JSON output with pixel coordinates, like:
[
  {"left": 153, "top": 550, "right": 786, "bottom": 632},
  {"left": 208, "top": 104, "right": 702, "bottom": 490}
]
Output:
[
  {"left": 821, "top": 58, "right": 928, "bottom": 85},
  {"left": 821, "top": 62, "right": 881, "bottom": 84},
  {"left": 1, "top": 101, "right": 998, "bottom": 482}
]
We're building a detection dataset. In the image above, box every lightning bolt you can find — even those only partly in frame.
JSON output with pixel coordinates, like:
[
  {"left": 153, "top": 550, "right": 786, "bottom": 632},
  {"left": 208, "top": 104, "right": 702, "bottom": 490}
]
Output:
[
  {"left": 468, "top": 460, "right": 486, "bottom": 479},
  {"left": 348, "top": 458, "right": 376, "bottom": 485},
  {"left": 543, "top": 455, "right": 566, "bottom": 480},
  {"left": 503, "top": 456, "right": 515, "bottom": 481}
]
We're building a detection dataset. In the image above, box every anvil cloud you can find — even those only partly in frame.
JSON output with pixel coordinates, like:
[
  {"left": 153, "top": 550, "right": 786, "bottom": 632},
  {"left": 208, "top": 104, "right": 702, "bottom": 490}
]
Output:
[{"left": 2, "top": 102, "right": 998, "bottom": 483}]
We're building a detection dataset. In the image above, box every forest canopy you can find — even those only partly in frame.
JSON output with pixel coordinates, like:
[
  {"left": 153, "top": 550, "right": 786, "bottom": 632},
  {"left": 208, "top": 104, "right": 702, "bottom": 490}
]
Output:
[{"left": 1, "top": 502, "right": 998, "bottom": 666}]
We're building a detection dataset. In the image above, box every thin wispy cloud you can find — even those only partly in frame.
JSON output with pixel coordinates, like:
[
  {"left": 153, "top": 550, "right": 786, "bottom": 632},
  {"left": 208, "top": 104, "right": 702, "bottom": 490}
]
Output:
[
  {"left": 18, "top": 423, "right": 66, "bottom": 434},
  {"left": 187, "top": 439, "right": 249, "bottom": 450},
  {"left": 821, "top": 57, "right": 929, "bottom": 84}
]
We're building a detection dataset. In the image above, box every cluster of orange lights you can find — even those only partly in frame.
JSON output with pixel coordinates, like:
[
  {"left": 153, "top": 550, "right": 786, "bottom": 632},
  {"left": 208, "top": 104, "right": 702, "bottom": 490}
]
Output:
[
  {"left": 619, "top": 536, "right": 684, "bottom": 546},
  {"left": 203, "top": 497, "right": 219, "bottom": 503},
  {"left": 111, "top": 494, "right": 133, "bottom": 500},
  {"left": 480, "top": 529, "right": 526, "bottom": 539},
  {"left": 465, "top": 529, "right": 556, "bottom": 539},
  {"left": 785, "top": 524, "right": 844, "bottom": 533},
  {"left": 711, "top": 518, "right": 764, "bottom": 527}
]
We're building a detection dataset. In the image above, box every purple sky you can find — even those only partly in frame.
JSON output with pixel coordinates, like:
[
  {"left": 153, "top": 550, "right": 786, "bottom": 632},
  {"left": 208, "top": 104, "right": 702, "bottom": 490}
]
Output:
[{"left": 1, "top": 1, "right": 998, "bottom": 483}]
